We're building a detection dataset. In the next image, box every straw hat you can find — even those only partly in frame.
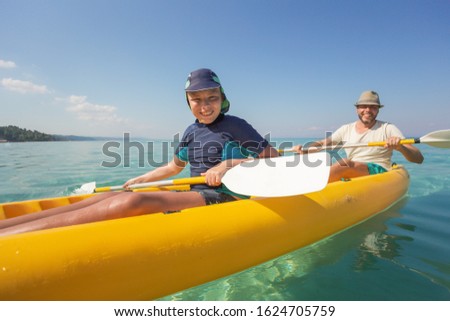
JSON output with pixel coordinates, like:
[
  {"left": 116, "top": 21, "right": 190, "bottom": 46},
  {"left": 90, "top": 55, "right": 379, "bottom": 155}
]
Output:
[{"left": 354, "top": 91, "right": 384, "bottom": 108}]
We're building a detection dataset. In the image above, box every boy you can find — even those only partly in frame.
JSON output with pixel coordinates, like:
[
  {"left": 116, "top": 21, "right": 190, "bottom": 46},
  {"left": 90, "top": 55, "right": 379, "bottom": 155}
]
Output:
[{"left": 0, "top": 69, "right": 278, "bottom": 236}]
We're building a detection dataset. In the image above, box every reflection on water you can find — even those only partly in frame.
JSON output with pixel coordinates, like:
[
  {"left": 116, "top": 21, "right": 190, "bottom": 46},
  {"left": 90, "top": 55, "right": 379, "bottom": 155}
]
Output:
[{"left": 353, "top": 232, "right": 414, "bottom": 271}]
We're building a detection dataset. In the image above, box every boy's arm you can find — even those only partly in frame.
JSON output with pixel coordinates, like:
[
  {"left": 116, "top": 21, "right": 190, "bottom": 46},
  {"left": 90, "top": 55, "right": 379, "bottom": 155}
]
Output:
[
  {"left": 123, "top": 157, "right": 187, "bottom": 188},
  {"left": 258, "top": 145, "right": 280, "bottom": 158}
]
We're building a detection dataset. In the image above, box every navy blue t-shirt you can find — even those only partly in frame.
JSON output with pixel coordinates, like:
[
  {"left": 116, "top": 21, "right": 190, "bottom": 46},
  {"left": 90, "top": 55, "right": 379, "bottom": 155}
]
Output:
[{"left": 175, "top": 114, "right": 269, "bottom": 192}]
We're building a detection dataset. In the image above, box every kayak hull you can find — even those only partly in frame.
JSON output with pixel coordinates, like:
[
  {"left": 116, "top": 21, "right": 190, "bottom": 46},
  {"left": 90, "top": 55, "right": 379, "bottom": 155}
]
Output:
[{"left": 0, "top": 167, "right": 409, "bottom": 300}]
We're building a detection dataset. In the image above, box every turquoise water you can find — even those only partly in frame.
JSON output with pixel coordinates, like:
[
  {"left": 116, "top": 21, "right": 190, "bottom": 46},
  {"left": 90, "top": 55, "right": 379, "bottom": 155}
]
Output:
[{"left": 0, "top": 140, "right": 449, "bottom": 300}]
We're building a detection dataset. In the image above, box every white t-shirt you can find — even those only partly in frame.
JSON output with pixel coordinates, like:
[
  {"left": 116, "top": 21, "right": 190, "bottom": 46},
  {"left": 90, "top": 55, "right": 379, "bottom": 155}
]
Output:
[{"left": 330, "top": 120, "right": 404, "bottom": 170}]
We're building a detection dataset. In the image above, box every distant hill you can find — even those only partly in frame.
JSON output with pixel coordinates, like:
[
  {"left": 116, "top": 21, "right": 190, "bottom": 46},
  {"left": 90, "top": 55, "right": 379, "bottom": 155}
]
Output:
[
  {"left": 0, "top": 125, "right": 98, "bottom": 142},
  {"left": 53, "top": 134, "right": 99, "bottom": 141}
]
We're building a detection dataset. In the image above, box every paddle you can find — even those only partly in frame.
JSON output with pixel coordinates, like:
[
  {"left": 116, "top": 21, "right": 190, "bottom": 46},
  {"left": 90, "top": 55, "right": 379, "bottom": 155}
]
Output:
[
  {"left": 221, "top": 152, "right": 330, "bottom": 197},
  {"left": 78, "top": 176, "right": 206, "bottom": 194},
  {"left": 78, "top": 153, "right": 331, "bottom": 197},
  {"left": 281, "top": 129, "right": 450, "bottom": 152}
]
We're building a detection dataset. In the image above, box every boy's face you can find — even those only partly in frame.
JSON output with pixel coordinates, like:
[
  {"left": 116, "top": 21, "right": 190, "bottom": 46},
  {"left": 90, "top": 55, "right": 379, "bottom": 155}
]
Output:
[{"left": 186, "top": 88, "right": 222, "bottom": 124}]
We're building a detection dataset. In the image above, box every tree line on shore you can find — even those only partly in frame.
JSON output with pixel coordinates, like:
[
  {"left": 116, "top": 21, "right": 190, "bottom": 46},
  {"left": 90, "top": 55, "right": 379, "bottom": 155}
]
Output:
[{"left": 0, "top": 125, "right": 95, "bottom": 142}]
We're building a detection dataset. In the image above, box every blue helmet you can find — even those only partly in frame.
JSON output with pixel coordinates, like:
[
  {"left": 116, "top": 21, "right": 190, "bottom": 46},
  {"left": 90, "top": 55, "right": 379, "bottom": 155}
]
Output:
[{"left": 185, "top": 68, "right": 230, "bottom": 113}]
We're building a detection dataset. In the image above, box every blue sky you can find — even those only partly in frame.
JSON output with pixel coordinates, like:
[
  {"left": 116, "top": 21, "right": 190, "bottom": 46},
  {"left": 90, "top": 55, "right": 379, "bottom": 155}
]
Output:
[{"left": 1, "top": 0, "right": 449, "bottom": 138}]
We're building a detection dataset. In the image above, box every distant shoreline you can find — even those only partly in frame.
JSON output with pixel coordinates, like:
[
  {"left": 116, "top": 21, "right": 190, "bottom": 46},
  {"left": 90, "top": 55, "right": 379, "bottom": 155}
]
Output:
[
  {"left": 0, "top": 138, "right": 112, "bottom": 143},
  {"left": 0, "top": 125, "right": 112, "bottom": 143}
]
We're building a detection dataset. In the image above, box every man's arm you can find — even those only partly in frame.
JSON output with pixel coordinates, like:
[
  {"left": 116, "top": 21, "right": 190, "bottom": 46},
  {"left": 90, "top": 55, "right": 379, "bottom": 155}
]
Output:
[{"left": 385, "top": 137, "right": 424, "bottom": 164}]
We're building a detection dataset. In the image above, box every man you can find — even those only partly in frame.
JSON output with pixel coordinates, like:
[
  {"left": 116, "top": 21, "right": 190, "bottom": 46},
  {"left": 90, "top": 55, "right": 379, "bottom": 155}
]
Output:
[{"left": 294, "top": 90, "right": 423, "bottom": 182}]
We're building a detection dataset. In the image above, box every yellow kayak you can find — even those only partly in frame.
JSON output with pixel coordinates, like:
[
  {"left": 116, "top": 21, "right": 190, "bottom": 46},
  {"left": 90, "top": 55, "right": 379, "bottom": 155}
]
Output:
[{"left": 0, "top": 166, "right": 409, "bottom": 300}]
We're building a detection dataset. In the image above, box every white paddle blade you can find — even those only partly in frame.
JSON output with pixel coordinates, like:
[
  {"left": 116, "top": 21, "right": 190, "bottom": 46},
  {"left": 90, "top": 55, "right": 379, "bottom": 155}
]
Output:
[
  {"left": 421, "top": 130, "right": 450, "bottom": 148},
  {"left": 222, "top": 153, "right": 331, "bottom": 197},
  {"left": 72, "top": 182, "right": 96, "bottom": 195}
]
